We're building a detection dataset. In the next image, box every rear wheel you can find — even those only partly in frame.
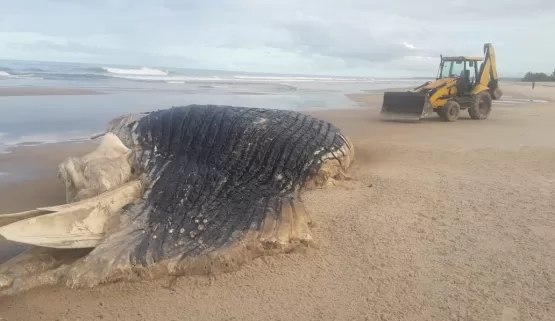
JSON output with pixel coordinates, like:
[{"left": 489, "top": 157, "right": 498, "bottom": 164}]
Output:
[
  {"left": 438, "top": 100, "right": 460, "bottom": 122},
  {"left": 469, "top": 91, "right": 492, "bottom": 120}
]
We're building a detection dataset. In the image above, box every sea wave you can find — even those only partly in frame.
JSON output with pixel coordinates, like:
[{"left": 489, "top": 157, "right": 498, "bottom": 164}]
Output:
[
  {"left": 0, "top": 132, "right": 93, "bottom": 150},
  {"left": 0, "top": 60, "right": 430, "bottom": 88},
  {"left": 232, "top": 75, "right": 375, "bottom": 82},
  {"left": 106, "top": 74, "right": 379, "bottom": 84},
  {"left": 0, "top": 70, "right": 45, "bottom": 80},
  {"left": 73, "top": 66, "right": 106, "bottom": 73},
  {"left": 37, "top": 73, "right": 109, "bottom": 81},
  {"left": 102, "top": 67, "right": 169, "bottom": 76},
  {"left": 106, "top": 74, "right": 224, "bottom": 83}
]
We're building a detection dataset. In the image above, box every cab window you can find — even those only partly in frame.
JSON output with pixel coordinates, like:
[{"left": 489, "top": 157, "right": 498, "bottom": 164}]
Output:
[
  {"left": 468, "top": 61, "right": 477, "bottom": 83},
  {"left": 440, "top": 62, "right": 450, "bottom": 78}
]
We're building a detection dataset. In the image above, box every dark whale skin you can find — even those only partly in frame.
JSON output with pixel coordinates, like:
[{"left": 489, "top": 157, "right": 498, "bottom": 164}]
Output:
[{"left": 65, "top": 105, "right": 353, "bottom": 285}]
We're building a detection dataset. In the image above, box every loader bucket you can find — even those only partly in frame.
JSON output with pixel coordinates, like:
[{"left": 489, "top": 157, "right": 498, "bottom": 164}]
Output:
[{"left": 380, "top": 91, "right": 430, "bottom": 122}]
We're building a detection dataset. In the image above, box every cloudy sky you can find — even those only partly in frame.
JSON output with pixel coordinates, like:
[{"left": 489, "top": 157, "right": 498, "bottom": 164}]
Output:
[{"left": 0, "top": 0, "right": 554, "bottom": 77}]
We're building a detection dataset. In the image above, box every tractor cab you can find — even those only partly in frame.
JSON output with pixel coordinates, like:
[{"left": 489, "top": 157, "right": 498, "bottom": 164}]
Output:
[{"left": 437, "top": 56, "right": 483, "bottom": 95}]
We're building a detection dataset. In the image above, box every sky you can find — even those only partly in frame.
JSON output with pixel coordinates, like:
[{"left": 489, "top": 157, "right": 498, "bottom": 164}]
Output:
[{"left": 0, "top": 0, "right": 554, "bottom": 77}]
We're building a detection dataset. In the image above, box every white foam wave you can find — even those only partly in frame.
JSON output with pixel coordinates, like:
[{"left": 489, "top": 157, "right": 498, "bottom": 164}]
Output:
[
  {"left": 231, "top": 76, "right": 427, "bottom": 84},
  {"left": 494, "top": 98, "right": 548, "bottom": 105},
  {"left": 109, "top": 75, "right": 223, "bottom": 82},
  {"left": 106, "top": 71, "right": 373, "bottom": 83},
  {"left": 233, "top": 75, "right": 372, "bottom": 82},
  {"left": 0, "top": 132, "right": 93, "bottom": 148},
  {"left": 102, "top": 67, "right": 169, "bottom": 76},
  {"left": 108, "top": 73, "right": 382, "bottom": 84},
  {"left": 0, "top": 71, "right": 42, "bottom": 80}
]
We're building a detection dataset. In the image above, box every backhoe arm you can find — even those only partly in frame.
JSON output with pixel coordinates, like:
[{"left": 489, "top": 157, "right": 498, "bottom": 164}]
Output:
[{"left": 473, "top": 43, "right": 502, "bottom": 99}]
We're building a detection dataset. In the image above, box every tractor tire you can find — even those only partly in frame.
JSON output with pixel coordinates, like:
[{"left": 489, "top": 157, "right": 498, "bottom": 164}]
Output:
[
  {"left": 469, "top": 91, "right": 492, "bottom": 120},
  {"left": 438, "top": 100, "right": 460, "bottom": 122}
]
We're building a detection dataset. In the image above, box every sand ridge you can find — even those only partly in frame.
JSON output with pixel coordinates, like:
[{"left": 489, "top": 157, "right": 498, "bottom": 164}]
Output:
[{"left": 1, "top": 82, "right": 554, "bottom": 320}]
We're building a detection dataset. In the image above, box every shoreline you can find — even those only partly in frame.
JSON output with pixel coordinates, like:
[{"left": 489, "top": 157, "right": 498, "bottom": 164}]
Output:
[
  {"left": 0, "top": 81, "right": 551, "bottom": 183},
  {"left": 0, "top": 141, "right": 97, "bottom": 187},
  {"left": 0, "top": 87, "right": 106, "bottom": 96}
]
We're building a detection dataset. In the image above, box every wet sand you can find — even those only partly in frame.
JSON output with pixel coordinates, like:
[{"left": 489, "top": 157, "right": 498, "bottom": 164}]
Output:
[
  {"left": 0, "top": 142, "right": 97, "bottom": 263},
  {"left": 0, "top": 142, "right": 97, "bottom": 211},
  {"left": 1, "top": 82, "right": 555, "bottom": 320}
]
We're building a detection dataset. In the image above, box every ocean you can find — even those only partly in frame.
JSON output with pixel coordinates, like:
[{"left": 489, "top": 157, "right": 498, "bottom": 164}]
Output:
[{"left": 0, "top": 59, "right": 428, "bottom": 151}]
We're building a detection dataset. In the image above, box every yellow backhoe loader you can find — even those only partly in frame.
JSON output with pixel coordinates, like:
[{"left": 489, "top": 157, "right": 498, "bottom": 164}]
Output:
[{"left": 380, "top": 43, "right": 502, "bottom": 122}]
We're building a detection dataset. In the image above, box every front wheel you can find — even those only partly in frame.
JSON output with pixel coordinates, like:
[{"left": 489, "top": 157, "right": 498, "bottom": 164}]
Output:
[
  {"left": 469, "top": 91, "right": 492, "bottom": 120},
  {"left": 438, "top": 100, "right": 460, "bottom": 122}
]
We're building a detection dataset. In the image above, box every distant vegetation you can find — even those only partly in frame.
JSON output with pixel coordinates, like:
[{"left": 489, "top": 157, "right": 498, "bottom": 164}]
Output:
[{"left": 522, "top": 70, "right": 555, "bottom": 82}]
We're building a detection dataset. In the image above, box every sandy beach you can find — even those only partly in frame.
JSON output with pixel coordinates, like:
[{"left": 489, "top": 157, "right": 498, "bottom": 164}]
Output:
[{"left": 1, "top": 82, "right": 554, "bottom": 321}]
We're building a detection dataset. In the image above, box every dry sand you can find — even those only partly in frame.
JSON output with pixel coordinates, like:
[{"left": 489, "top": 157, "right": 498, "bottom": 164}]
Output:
[{"left": 1, "top": 82, "right": 554, "bottom": 320}]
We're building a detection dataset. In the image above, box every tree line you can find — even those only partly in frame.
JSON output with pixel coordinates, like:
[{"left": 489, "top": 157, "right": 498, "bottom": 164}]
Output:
[{"left": 522, "top": 69, "right": 555, "bottom": 82}]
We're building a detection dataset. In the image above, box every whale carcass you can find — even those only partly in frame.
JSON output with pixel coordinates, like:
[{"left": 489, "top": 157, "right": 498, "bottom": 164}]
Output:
[{"left": 0, "top": 104, "right": 354, "bottom": 295}]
